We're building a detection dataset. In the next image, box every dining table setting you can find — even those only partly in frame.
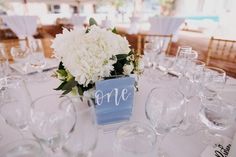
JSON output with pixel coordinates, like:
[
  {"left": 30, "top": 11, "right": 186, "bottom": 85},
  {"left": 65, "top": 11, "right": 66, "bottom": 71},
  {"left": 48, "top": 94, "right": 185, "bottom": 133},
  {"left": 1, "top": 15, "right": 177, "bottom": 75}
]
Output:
[{"left": 0, "top": 19, "right": 236, "bottom": 157}]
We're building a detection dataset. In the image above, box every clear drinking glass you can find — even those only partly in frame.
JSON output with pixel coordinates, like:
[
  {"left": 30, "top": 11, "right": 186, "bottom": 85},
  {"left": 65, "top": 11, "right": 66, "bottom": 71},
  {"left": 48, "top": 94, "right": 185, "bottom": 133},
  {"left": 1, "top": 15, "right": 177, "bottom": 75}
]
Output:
[
  {"left": 157, "top": 53, "right": 176, "bottom": 79},
  {"left": 62, "top": 96, "right": 98, "bottom": 157},
  {"left": 145, "top": 87, "right": 186, "bottom": 157},
  {"left": 201, "top": 66, "right": 226, "bottom": 99},
  {"left": 199, "top": 97, "right": 236, "bottom": 130},
  {"left": 11, "top": 45, "right": 30, "bottom": 73},
  {"left": 28, "top": 40, "right": 46, "bottom": 76},
  {"left": 113, "top": 122, "right": 157, "bottom": 157},
  {"left": 30, "top": 94, "right": 77, "bottom": 156},
  {"left": 0, "top": 139, "right": 46, "bottom": 157},
  {"left": 0, "top": 75, "right": 32, "bottom": 131}
]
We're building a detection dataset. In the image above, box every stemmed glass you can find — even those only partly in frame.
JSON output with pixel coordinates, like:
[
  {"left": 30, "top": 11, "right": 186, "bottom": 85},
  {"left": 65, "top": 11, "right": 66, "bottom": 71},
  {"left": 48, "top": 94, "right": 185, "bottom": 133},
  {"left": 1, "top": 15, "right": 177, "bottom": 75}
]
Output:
[
  {"left": 30, "top": 94, "right": 77, "bottom": 157},
  {"left": 28, "top": 40, "right": 47, "bottom": 80},
  {"left": 157, "top": 53, "right": 176, "bottom": 80},
  {"left": 200, "top": 66, "right": 226, "bottom": 99},
  {"left": 176, "top": 60, "right": 206, "bottom": 135},
  {"left": 198, "top": 96, "right": 236, "bottom": 145},
  {"left": 143, "top": 37, "right": 163, "bottom": 78},
  {"left": 145, "top": 87, "right": 186, "bottom": 157},
  {"left": 62, "top": 96, "right": 98, "bottom": 157},
  {"left": 11, "top": 45, "right": 30, "bottom": 73},
  {"left": 113, "top": 122, "right": 157, "bottom": 157},
  {"left": 0, "top": 75, "right": 32, "bottom": 136},
  {"left": 0, "top": 139, "right": 46, "bottom": 157}
]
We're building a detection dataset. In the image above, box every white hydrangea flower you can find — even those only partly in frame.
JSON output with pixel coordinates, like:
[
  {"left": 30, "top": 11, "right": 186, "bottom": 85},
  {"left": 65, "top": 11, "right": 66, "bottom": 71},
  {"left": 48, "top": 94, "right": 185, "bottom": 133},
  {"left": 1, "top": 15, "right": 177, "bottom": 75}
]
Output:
[
  {"left": 51, "top": 26, "right": 131, "bottom": 87},
  {"left": 123, "top": 63, "right": 134, "bottom": 75}
]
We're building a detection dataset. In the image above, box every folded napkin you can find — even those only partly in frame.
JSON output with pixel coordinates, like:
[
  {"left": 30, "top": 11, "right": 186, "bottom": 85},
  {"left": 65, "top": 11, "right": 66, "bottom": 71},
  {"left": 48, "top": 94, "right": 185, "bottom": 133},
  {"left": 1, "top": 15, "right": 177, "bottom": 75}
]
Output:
[
  {"left": 1, "top": 15, "right": 38, "bottom": 39},
  {"left": 201, "top": 132, "right": 236, "bottom": 157},
  {"left": 228, "top": 132, "right": 236, "bottom": 157}
]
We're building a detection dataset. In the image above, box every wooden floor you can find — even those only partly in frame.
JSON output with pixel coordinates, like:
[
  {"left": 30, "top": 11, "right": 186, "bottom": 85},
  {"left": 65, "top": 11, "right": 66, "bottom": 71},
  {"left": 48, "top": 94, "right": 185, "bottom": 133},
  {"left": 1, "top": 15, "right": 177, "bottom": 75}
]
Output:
[{"left": 1, "top": 25, "right": 236, "bottom": 78}]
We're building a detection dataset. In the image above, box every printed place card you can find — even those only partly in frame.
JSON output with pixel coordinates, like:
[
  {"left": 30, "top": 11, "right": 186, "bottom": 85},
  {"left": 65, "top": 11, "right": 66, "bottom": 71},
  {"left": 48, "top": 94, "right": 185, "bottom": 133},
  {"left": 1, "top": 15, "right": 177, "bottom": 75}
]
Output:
[{"left": 95, "top": 77, "right": 135, "bottom": 125}]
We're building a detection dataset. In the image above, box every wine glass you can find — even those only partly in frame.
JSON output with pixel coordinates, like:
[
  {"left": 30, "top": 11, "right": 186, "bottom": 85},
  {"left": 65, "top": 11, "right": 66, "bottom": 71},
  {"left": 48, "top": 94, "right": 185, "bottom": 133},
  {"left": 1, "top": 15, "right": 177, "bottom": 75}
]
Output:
[
  {"left": 0, "top": 75, "right": 32, "bottom": 133},
  {"left": 113, "top": 122, "right": 157, "bottom": 157},
  {"left": 28, "top": 40, "right": 47, "bottom": 80},
  {"left": 200, "top": 66, "right": 226, "bottom": 99},
  {"left": 30, "top": 94, "right": 77, "bottom": 156},
  {"left": 62, "top": 96, "right": 98, "bottom": 157},
  {"left": 198, "top": 96, "right": 236, "bottom": 144},
  {"left": 157, "top": 53, "right": 176, "bottom": 80},
  {"left": 11, "top": 45, "right": 30, "bottom": 73},
  {"left": 145, "top": 87, "right": 186, "bottom": 157},
  {"left": 0, "top": 139, "right": 46, "bottom": 157}
]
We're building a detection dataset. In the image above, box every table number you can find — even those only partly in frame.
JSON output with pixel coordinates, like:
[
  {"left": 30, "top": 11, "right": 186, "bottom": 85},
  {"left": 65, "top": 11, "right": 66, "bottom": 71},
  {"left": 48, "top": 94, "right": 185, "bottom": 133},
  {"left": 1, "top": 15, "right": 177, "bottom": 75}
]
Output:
[{"left": 95, "top": 77, "right": 135, "bottom": 125}]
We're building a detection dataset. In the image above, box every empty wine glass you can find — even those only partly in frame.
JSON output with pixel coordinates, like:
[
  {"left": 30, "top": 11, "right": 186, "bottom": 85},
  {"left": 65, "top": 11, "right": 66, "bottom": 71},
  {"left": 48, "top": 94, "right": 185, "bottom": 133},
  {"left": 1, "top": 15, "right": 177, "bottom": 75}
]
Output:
[
  {"left": 200, "top": 66, "right": 226, "bottom": 99},
  {"left": 30, "top": 94, "right": 77, "bottom": 156},
  {"left": 28, "top": 40, "right": 47, "bottom": 80},
  {"left": 62, "top": 96, "right": 98, "bottom": 157},
  {"left": 0, "top": 75, "right": 32, "bottom": 132},
  {"left": 157, "top": 53, "right": 176, "bottom": 80},
  {"left": 11, "top": 45, "right": 30, "bottom": 73},
  {"left": 113, "top": 122, "right": 157, "bottom": 157},
  {"left": 145, "top": 87, "right": 186, "bottom": 157},
  {"left": 198, "top": 96, "right": 236, "bottom": 145},
  {"left": 0, "top": 139, "right": 46, "bottom": 157}
]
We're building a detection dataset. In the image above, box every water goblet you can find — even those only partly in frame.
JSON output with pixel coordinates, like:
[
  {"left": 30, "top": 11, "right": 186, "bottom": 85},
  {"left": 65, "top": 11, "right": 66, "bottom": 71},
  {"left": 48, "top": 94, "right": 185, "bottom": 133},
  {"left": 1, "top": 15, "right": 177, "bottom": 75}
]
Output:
[
  {"left": 201, "top": 66, "right": 226, "bottom": 99},
  {"left": 113, "top": 122, "right": 157, "bottom": 157},
  {"left": 157, "top": 53, "right": 176, "bottom": 80},
  {"left": 30, "top": 94, "right": 77, "bottom": 156},
  {"left": 198, "top": 96, "right": 236, "bottom": 145},
  {"left": 0, "top": 139, "right": 46, "bottom": 157},
  {"left": 145, "top": 87, "right": 186, "bottom": 157},
  {"left": 11, "top": 45, "right": 30, "bottom": 73},
  {"left": 28, "top": 40, "right": 47, "bottom": 81},
  {"left": 62, "top": 96, "right": 98, "bottom": 157},
  {"left": 0, "top": 75, "right": 32, "bottom": 133}
]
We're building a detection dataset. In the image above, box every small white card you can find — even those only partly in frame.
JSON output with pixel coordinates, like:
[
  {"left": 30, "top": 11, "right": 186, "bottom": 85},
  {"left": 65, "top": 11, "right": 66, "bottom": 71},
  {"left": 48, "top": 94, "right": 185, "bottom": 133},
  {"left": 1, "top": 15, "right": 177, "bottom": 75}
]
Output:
[{"left": 201, "top": 136, "right": 232, "bottom": 157}]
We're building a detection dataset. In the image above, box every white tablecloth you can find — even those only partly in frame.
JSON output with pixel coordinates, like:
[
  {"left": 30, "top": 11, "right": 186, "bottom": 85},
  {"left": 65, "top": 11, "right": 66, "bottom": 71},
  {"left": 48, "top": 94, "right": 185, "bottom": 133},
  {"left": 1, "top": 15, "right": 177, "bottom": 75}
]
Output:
[{"left": 0, "top": 73, "right": 236, "bottom": 157}]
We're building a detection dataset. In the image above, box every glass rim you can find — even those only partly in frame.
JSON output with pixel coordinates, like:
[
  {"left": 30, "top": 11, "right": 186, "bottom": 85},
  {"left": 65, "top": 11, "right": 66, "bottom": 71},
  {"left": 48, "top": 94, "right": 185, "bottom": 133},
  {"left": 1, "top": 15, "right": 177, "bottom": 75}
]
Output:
[
  {"left": 115, "top": 121, "right": 157, "bottom": 152},
  {"left": 0, "top": 139, "right": 44, "bottom": 156},
  {"left": 205, "top": 66, "right": 226, "bottom": 74},
  {"left": 31, "top": 93, "right": 95, "bottom": 113}
]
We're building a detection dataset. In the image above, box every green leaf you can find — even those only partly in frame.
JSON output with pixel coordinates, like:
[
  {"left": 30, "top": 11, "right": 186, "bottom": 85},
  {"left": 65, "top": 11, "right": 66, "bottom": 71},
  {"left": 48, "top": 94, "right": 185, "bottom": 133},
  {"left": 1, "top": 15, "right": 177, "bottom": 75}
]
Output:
[
  {"left": 58, "top": 61, "right": 64, "bottom": 70},
  {"left": 77, "top": 86, "right": 84, "bottom": 96},
  {"left": 54, "top": 81, "right": 67, "bottom": 90},
  {"left": 62, "top": 79, "right": 77, "bottom": 91},
  {"left": 57, "top": 69, "right": 67, "bottom": 77},
  {"left": 62, "top": 89, "right": 71, "bottom": 95},
  {"left": 112, "top": 27, "right": 118, "bottom": 34},
  {"left": 89, "top": 18, "right": 98, "bottom": 26},
  {"left": 116, "top": 54, "right": 128, "bottom": 60}
]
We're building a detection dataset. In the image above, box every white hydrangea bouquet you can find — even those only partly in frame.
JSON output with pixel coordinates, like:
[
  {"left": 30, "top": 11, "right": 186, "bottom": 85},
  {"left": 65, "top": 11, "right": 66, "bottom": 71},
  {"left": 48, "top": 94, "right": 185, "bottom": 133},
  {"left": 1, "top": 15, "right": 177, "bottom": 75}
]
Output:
[{"left": 52, "top": 18, "right": 143, "bottom": 96}]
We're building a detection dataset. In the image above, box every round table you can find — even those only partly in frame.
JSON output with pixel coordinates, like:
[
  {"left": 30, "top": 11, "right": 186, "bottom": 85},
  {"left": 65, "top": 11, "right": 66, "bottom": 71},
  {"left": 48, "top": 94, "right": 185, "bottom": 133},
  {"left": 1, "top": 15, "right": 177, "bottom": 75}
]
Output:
[{"left": 0, "top": 72, "right": 236, "bottom": 157}]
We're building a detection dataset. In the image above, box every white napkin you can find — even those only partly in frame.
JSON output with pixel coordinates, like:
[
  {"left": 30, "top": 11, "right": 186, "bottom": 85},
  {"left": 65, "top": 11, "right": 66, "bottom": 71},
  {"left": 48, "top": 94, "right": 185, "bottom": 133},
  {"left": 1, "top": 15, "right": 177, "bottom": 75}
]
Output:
[
  {"left": 201, "top": 132, "right": 236, "bottom": 157},
  {"left": 148, "top": 16, "right": 185, "bottom": 35},
  {"left": 70, "top": 15, "right": 86, "bottom": 28},
  {"left": 1, "top": 15, "right": 38, "bottom": 39},
  {"left": 228, "top": 132, "right": 236, "bottom": 157}
]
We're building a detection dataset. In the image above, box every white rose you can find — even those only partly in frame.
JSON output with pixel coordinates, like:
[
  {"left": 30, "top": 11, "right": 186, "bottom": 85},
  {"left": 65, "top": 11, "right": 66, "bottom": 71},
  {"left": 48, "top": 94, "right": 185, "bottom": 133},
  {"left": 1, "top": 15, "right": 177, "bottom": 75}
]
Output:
[{"left": 123, "top": 63, "right": 134, "bottom": 75}]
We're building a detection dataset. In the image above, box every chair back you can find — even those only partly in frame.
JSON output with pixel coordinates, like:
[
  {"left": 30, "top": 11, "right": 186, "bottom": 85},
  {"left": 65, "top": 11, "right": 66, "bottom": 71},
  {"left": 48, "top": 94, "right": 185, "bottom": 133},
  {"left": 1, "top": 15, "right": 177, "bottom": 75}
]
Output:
[
  {"left": 206, "top": 37, "right": 236, "bottom": 65},
  {"left": 137, "top": 33, "right": 173, "bottom": 55}
]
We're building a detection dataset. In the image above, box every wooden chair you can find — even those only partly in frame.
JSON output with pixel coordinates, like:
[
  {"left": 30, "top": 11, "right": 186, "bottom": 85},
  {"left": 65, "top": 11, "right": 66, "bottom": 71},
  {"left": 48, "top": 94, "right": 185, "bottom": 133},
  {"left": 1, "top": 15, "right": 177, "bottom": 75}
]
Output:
[
  {"left": 137, "top": 34, "right": 173, "bottom": 55},
  {"left": 206, "top": 37, "right": 236, "bottom": 65},
  {"left": 206, "top": 36, "right": 236, "bottom": 77}
]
